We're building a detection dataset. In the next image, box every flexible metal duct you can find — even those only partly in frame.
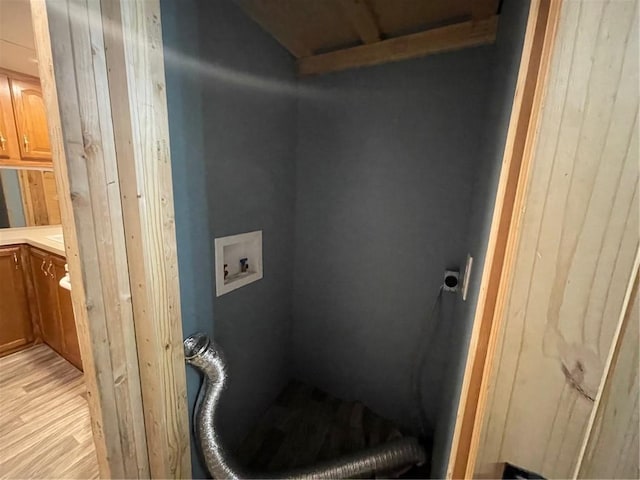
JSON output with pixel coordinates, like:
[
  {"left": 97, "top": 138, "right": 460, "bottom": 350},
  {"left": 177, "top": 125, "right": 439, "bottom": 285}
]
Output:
[{"left": 184, "top": 332, "right": 427, "bottom": 479}]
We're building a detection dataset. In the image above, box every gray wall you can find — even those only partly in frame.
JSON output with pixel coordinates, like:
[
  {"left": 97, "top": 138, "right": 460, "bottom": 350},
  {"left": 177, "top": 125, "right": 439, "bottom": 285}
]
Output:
[
  {"left": 162, "top": 0, "right": 298, "bottom": 475},
  {"left": 162, "top": 0, "right": 214, "bottom": 476},
  {"left": 291, "top": 51, "right": 493, "bottom": 439},
  {"left": 197, "top": 0, "right": 297, "bottom": 452},
  {"left": 431, "top": 1, "right": 532, "bottom": 477},
  {"left": 163, "top": 0, "right": 529, "bottom": 476}
]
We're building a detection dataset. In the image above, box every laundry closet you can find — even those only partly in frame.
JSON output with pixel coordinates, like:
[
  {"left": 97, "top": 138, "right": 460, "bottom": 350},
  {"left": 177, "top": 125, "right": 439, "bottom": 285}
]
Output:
[{"left": 160, "top": 0, "right": 530, "bottom": 476}]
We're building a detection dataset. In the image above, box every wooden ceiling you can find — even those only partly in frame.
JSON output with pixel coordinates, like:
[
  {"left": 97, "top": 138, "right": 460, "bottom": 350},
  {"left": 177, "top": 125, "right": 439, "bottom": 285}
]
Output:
[{"left": 235, "top": 0, "right": 501, "bottom": 76}]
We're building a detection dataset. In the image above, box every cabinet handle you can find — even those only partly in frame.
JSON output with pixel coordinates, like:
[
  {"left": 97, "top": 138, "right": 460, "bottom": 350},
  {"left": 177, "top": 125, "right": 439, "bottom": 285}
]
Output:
[
  {"left": 0, "top": 133, "right": 6, "bottom": 151},
  {"left": 40, "top": 258, "right": 47, "bottom": 276},
  {"left": 47, "top": 260, "right": 54, "bottom": 278},
  {"left": 13, "top": 252, "right": 18, "bottom": 269},
  {"left": 23, "top": 134, "right": 29, "bottom": 152}
]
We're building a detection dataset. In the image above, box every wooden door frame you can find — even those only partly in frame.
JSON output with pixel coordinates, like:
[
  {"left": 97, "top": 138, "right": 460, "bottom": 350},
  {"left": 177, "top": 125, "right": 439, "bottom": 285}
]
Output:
[
  {"left": 30, "top": 0, "right": 190, "bottom": 477},
  {"left": 446, "top": 0, "right": 563, "bottom": 478},
  {"left": 26, "top": 0, "right": 563, "bottom": 478}
]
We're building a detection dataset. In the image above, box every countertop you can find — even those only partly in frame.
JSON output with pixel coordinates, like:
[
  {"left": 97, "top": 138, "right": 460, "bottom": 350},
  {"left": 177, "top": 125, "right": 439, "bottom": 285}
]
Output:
[{"left": 0, "top": 225, "right": 65, "bottom": 256}]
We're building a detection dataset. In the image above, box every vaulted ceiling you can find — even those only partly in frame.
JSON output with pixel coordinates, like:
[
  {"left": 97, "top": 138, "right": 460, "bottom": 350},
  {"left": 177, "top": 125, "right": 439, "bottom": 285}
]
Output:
[{"left": 235, "top": 0, "right": 501, "bottom": 75}]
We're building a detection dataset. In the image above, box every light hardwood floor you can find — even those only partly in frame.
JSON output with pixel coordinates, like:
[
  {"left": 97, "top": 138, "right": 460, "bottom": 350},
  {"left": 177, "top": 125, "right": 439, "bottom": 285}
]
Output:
[{"left": 0, "top": 345, "right": 98, "bottom": 479}]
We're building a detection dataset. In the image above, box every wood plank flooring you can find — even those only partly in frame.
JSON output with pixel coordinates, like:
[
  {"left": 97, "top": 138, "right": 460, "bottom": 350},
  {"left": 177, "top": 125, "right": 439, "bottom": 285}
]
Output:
[
  {"left": 237, "top": 380, "right": 430, "bottom": 478},
  {"left": 0, "top": 345, "right": 98, "bottom": 479}
]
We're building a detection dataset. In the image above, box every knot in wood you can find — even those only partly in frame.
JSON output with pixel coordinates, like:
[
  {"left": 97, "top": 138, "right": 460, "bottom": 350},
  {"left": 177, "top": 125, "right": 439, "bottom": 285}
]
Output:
[{"left": 561, "top": 360, "right": 595, "bottom": 402}]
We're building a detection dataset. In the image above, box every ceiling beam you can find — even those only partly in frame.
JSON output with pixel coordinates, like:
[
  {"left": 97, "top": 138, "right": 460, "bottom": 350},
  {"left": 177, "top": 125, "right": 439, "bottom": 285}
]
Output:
[
  {"left": 337, "top": 0, "right": 381, "bottom": 44},
  {"left": 298, "top": 16, "right": 498, "bottom": 76},
  {"left": 471, "top": 0, "right": 501, "bottom": 20},
  {"left": 235, "top": 0, "right": 313, "bottom": 58}
]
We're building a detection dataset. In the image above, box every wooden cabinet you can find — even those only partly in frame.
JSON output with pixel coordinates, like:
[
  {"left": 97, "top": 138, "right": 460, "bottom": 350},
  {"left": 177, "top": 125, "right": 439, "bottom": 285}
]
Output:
[
  {"left": 51, "top": 254, "right": 82, "bottom": 370},
  {"left": 0, "top": 75, "right": 20, "bottom": 161},
  {"left": 10, "top": 78, "right": 51, "bottom": 162},
  {"left": 0, "top": 245, "right": 35, "bottom": 355},
  {"left": 0, "top": 244, "right": 81, "bottom": 369},
  {"left": 28, "top": 247, "right": 82, "bottom": 370},
  {"left": 0, "top": 70, "right": 52, "bottom": 167},
  {"left": 29, "top": 247, "right": 63, "bottom": 354}
]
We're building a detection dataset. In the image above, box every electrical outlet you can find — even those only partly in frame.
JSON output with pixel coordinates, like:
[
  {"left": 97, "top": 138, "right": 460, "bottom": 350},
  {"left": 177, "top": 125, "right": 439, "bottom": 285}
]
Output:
[{"left": 443, "top": 270, "right": 459, "bottom": 292}]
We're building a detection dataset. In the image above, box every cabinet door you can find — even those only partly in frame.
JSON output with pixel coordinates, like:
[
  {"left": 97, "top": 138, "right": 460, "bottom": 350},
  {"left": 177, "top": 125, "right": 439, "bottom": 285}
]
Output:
[
  {"left": 29, "top": 247, "right": 63, "bottom": 354},
  {"left": 10, "top": 78, "right": 51, "bottom": 162},
  {"left": 0, "top": 246, "right": 34, "bottom": 355},
  {"left": 51, "top": 254, "right": 82, "bottom": 370},
  {"left": 0, "top": 75, "right": 19, "bottom": 162}
]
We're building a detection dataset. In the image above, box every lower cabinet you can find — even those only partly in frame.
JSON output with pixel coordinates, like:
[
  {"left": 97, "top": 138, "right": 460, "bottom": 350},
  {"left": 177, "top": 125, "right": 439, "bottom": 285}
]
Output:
[
  {"left": 27, "top": 246, "right": 82, "bottom": 370},
  {"left": 29, "top": 246, "right": 63, "bottom": 353},
  {"left": 0, "top": 246, "right": 35, "bottom": 356},
  {"left": 0, "top": 244, "right": 81, "bottom": 369},
  {"left": 51, "top": 254, "right": 82, "bottom": 369}
]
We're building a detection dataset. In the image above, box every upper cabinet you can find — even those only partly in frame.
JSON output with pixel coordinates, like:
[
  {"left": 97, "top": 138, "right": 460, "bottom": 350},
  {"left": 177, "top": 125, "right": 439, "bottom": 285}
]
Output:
[
  {"left": 0, "top": 70, "right": 52, "bottom": 168},
  {"left": 10, "top": 78, "right": 51, "bottom": 162}
]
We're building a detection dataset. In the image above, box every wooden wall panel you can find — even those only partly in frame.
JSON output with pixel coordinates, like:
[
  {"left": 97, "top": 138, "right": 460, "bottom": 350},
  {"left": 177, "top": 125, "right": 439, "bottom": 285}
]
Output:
[
  {"left": 32, "top": 0, "right": 190, "bottom": 476},
  {"left": 41, "top": 171, "right": 60, "bottom": 224},
  {"left": 31, "top": 0, "right": 151, "bottom": 476},
  {"left": 32, "top": 0, "right": 191, "bottom": 475},
  {"left": 18, "top": 170, "right": 61, "bottom": 226},
  {"left": 448, "top": 2, "right": 563, "bottom": 476},
  {"left": 100, "top": 0, "right": 191, "bottom": 477},
  {"left": 577, "top": 268, "right": 639, "bottom": 479},
  {"left": 475, "top": 0, "right": 639, "bottom": 477}
]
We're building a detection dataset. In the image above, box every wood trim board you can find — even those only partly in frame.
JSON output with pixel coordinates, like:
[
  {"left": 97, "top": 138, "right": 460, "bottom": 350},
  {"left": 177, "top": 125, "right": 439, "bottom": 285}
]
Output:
[
  {"left": 17, "top": 169, "right": 60, "bottom": 226},
  {"left": 30, "top": 0, "right": 150, "bottom": 475},
  {"left": 0, "top": 67, "right": 40, "bottom": 84},
  {"left": 100, "top": 0, "right": 191, "bottom": 476},
  {"left": 472, "top": 0, "right": 639, "bottom": 477},
  {"left": 298, "top": 16, "right": 499, "bottom": 76},
  {"left": 574, "top": 254, "right": 639, "bottom": 478},
  {"left": 30, "top": 0, "right": 190, "bottom": 477},
  {"left": 235, "top": 0, "right": 501, "bottom": 76},
  {"left": 336, "top": 0, "right": 381, "bottom": 44},
  {"left": 447, "top": 1, "right": 563, "bottom": 477}
]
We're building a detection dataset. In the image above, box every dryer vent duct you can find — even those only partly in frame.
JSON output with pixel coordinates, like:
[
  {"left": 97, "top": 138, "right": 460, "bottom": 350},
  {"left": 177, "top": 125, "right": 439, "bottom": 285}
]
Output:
[{"left": 184, "top": 332, "right": 427, "bottom": 479}]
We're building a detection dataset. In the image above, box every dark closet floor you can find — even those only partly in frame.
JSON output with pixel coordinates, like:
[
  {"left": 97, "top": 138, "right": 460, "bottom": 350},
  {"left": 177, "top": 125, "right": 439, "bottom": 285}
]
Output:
[{"left": 236, "top": 380, "right": 431, "bottom": 478}]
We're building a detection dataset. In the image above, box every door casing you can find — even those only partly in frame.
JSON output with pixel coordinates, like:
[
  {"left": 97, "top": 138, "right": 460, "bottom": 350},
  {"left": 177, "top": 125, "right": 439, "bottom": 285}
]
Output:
[{"left": 30, "top": 0, "right": 561, "bottom": 478}]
